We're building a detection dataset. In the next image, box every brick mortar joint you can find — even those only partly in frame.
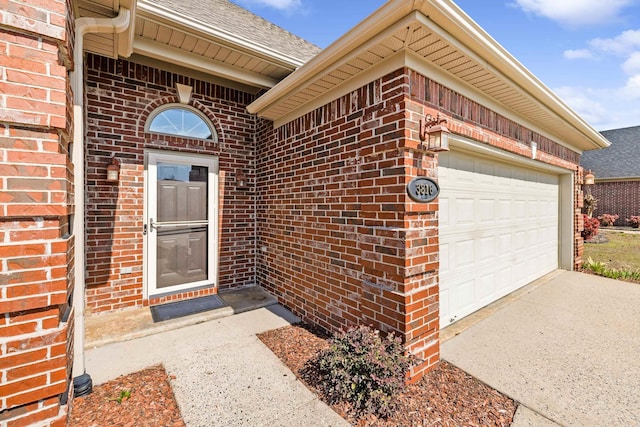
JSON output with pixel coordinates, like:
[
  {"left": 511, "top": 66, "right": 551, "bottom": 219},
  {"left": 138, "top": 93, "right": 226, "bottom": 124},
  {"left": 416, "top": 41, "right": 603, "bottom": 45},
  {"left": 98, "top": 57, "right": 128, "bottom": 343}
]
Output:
[{"left": 0, "top": 21, "right": 68, "bottom": 48}]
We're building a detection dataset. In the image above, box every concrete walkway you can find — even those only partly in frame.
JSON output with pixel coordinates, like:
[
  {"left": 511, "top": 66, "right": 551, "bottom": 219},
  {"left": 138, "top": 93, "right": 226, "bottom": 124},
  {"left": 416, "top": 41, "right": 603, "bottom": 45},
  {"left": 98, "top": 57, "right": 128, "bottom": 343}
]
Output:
[
  {"left": 442, "top": 271, "right": 640, "bottom": 426},
  {"left": 85, "top": 304, "right": 349, "bottom": 426}
]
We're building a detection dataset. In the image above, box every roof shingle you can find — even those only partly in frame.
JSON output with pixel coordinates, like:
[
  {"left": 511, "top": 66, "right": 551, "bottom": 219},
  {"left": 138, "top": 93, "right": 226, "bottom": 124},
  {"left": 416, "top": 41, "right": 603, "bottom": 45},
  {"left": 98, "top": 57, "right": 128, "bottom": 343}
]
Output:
[
  {"left": 581, "top": 125, "right": 640, "bottom": 179},
  {"left": 147, "top": 0, "right": 321, "bottom": 64}
]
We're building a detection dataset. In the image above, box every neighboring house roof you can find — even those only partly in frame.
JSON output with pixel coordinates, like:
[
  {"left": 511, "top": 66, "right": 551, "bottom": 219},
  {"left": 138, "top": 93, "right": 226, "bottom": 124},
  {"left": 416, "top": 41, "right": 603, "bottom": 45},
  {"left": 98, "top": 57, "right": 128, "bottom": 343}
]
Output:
[
  {"left": 582, "top": 126, "right": 640, "bottom": 179},
  {"left": 146, "top": 0, "right": 321, "bottom": 64},
  {"left": 248, "top": 0, "right": 609, "bottom": 151}
]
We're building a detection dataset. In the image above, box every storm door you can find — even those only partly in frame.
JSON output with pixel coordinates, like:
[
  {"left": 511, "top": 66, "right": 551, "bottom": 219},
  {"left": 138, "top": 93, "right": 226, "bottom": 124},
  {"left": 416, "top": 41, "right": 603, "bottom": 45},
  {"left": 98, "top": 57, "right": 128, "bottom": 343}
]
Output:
[{"left": 145, "top": 151, "right": 218, "bottom": 296}]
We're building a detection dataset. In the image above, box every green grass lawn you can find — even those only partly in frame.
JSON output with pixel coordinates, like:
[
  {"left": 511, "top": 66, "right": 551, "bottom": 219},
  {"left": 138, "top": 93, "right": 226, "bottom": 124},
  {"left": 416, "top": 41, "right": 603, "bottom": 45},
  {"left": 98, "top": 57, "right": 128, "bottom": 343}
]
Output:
[{"left": 583, "top": 229, "right": 640, "bottom": 272}]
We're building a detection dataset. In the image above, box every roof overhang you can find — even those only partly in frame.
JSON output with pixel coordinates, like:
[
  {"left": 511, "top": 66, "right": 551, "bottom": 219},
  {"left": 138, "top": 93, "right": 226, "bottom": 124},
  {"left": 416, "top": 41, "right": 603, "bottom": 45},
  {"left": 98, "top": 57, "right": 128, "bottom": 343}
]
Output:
[
  {"left": 75, "top": 0, "right": 137, "bottom": 58},
  {"left": 248, "top": 0, "right": 610, "bottom": 152},
  {"left": 74, "top": 0, "right": 305, "bottom": 91}
]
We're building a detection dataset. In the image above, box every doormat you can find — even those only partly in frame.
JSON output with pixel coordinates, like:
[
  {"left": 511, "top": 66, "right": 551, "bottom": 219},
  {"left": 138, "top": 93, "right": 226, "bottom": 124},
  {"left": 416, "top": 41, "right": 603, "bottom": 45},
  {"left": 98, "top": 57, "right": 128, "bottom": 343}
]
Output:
[{"left": 150, "top": 295, "right": 227, "bottom": 322}]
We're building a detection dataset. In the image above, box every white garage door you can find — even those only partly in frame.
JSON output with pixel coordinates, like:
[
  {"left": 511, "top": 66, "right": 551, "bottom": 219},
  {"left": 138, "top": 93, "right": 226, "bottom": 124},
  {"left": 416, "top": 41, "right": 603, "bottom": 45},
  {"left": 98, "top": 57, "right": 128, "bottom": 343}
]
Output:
[{"left": 438, "top": 150, "right": 559, "bottom": 328}]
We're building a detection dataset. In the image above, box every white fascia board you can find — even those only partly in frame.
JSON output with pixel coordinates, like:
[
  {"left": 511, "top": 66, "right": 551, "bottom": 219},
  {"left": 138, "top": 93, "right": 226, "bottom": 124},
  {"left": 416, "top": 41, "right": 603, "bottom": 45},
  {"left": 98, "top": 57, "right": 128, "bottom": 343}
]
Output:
[
  {"left": 247, "top": 0, "right": 417, "bottom": 115},
  {"left": 403, "top": 51, "right": 580, "bottom": 154},
  {"left": 117, "top": 0, "right": 137, "bottom": 57},
  {"left": 409, "top": 15, "right": 587, "bottom": 153},
  {"left": 137, "top": 0, "right": 304, "bottom": 70},
  {"left": 248, "top": 0, "right": 608, "bottom": 151},
  {"left": 134, "top": 36, "right": 279, "bottom": 89},
  {"left": 424, "top": 0, "right": 610, "bottom": 150}
]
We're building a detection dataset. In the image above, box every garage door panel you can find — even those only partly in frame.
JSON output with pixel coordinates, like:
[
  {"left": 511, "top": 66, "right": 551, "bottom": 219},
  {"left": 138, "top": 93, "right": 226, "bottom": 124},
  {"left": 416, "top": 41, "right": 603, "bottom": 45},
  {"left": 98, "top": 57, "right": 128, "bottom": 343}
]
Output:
[
  {"left": 440, "top": 242, "right": 450, "bottom": 273},
  {"left": 439, "top": 150, "right": 559, "bottom": 329},
  {"left": 478, "top": 273, "right": 496, "bottom": 303},
  {"left": 455, "top": 239, "right": 474, "bottom": 267},
  {"left": 456, "top": 198, "right": 475, "bottom": 224},
  {"left": 478, "top": 199, "right": 495, "bottom": 222},
  {"left": 456, "top": 279, "right": 475, "bottom": 312},
  {"left": 439, "top": 198, "right": 449, "bottom": 227}
]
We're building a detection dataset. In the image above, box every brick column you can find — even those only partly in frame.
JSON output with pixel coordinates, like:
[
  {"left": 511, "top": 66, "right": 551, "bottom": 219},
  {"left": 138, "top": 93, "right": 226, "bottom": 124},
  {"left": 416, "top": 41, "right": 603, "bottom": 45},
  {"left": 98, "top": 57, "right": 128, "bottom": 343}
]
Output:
[{"left": 0, "top": 0, "right": 75, "bottom": 424}]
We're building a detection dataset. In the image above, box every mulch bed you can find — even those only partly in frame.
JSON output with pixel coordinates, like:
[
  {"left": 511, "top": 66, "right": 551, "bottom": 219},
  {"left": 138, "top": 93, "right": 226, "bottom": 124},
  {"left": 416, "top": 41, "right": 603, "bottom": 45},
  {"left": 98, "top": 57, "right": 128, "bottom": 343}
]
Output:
[
  {"left": 69, "top": 365, "right": 185, "bottom": 427},
  {"left": 258, "top": 323, "right": 517, "bottom": 426}
]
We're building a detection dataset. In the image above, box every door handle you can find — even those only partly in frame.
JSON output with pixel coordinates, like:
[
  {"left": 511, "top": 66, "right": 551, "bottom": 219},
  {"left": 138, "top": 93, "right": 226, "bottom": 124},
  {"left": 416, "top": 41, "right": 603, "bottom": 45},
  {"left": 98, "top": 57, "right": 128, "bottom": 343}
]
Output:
[{"left": 150, "top": 218, "right": 157, "bottom": 232}]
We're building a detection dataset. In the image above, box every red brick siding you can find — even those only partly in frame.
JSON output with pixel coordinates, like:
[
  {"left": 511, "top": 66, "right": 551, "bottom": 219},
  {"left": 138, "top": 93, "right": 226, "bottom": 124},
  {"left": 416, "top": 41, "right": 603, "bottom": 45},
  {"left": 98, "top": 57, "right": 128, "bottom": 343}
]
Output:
[
  {"left": 256, "top": 67, "right": 581, "bottom": 382},
  {"left": 256, "top": 70, "right": 440, "bottom": 379},
  {"left": 575, "top": 168, "right": 585, "bottom": 269},
  {"left": 84, "top": 54, "right": 256, "bottom": 313},
  {"left": 0, "top": 0, "right": 73, "bottom": 424},
  {"left": 591, "top": 180, "right": 640, "bottom": 225},
  {"left": 406, "top": 70, "right": 580, "bottom": 168}
]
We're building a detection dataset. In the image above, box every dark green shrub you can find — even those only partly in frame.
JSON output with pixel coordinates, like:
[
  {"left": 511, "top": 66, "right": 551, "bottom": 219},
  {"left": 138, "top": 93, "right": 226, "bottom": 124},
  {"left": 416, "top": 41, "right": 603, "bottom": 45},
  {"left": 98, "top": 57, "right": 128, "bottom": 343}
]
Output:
[{"left": 308, "top": 325, "right": 413, "bottom": 418}]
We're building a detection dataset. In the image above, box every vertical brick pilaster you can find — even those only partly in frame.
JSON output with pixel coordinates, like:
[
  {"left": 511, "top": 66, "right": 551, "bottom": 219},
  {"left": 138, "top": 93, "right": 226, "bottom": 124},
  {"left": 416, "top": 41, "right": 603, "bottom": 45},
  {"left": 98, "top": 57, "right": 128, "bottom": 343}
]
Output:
[{"left": 0, "top": 0, "right": 74, "bottom": 424}]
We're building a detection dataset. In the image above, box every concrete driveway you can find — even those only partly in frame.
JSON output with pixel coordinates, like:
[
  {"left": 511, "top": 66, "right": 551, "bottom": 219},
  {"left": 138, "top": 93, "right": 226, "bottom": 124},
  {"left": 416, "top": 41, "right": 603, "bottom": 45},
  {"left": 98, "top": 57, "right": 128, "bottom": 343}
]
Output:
[{"left": 442, "top": 271, "right": 640, "bottom": 426}]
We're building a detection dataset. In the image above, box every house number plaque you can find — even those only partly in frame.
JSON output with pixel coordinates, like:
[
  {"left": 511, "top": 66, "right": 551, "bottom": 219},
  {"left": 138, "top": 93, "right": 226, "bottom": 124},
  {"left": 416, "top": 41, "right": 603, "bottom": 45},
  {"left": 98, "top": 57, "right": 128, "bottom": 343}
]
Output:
[{"left": 407, "top": 177, "right": 439, "bottom": 203}]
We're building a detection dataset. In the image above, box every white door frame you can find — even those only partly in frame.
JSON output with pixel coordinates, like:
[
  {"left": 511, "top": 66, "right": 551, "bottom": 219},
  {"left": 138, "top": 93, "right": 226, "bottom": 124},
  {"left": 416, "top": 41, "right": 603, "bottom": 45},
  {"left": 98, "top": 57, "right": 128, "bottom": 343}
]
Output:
[{"left": 143, "top": 149, "right": 219, "bottom": 298}]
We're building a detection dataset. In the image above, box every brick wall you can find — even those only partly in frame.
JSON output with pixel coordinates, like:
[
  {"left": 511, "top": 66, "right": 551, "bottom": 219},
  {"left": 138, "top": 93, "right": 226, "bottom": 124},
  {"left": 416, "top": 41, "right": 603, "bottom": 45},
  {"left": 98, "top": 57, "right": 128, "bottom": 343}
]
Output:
[
  {"left": 0, "top": 0, "right": 75, "bottom": 424},
  {"left": 84, "top": 54, "right": 256, "bottom": 313},
  {"left": 591, "top": 180, "right": 640, "bottom": 225},
  {"left": 256, "top": 67, "right": 581, "bottom": 381}
]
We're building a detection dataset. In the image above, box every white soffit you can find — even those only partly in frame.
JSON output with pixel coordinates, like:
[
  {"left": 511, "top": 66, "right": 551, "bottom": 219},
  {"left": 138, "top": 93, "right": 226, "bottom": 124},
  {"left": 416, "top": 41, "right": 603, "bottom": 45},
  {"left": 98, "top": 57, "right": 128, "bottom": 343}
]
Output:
[
  {"left": 77, "top": 0, "right": 302, "bottom": 89},
  {"left": 247, "top": 0, "right": 609, "bottom": 151},
  {"left": 129, "top": 0, "right": 302, "bottom": 89}
]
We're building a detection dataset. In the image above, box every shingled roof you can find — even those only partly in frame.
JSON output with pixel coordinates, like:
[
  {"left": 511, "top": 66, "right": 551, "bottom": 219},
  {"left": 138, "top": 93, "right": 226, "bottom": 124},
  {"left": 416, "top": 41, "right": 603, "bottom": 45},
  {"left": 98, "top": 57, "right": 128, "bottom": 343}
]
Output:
[
  {"left": 581, "top": 125, "right": 640, "bottom": 179},
  {"left": 147, "top": 0, "right": 321, "bottom": 64}
]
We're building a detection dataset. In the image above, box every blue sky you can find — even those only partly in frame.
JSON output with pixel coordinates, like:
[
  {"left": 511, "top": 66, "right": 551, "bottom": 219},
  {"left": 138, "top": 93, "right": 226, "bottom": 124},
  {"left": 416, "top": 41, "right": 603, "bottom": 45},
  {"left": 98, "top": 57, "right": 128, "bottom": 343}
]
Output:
[{"left": 231, "top": 0, "right": 640, "bottom": 132}]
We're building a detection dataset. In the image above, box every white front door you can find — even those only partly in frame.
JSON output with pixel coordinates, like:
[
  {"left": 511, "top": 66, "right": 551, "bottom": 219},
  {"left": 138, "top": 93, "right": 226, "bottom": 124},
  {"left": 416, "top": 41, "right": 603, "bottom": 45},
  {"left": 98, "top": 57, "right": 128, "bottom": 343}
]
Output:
[
  {"left": 145, "top": 151, "right": 218, "bottom": 296},
  {"left": 438, "top": 150, "right": 559, "bottom": 328}
]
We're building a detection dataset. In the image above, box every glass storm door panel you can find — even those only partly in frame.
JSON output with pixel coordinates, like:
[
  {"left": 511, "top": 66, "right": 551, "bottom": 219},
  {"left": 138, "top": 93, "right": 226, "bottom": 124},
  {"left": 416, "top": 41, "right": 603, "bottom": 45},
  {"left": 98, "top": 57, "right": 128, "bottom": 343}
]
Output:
[{"left": 146, "top": 152, "right": 218, "bottom": 295}]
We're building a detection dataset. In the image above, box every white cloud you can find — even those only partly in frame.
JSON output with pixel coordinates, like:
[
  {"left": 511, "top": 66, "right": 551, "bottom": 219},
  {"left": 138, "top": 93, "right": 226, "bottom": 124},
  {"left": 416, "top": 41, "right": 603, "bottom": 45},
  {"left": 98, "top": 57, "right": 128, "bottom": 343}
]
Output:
[
  {"left": 236, "top": 0, "right": 302, "bottom": 11},
  {"left": 589, "top": 30, "right": 640, "bottom": 56},
  {"left": 554, "top": 85, "right": 640, "bottom": 130},
  {"left": 623, "top": 52, "right": 640, "bottom": 74},
  {"left": 513, "top": 0, "right": 633, "bottom": 26},
  {"left": 623, "top": 74, "right": 640, "bottom": 98},
  {"left": 554, "top": 86, "right": 608, "bottom": 125},
  {"left": 563, "top": 49, "right": 594, "bottom": 60}
]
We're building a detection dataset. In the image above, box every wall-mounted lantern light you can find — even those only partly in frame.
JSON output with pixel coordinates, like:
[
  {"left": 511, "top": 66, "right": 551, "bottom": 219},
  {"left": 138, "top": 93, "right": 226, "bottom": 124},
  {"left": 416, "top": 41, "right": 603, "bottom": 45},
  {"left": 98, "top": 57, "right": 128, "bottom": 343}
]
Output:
[
  {"left": 106, "top": 157, "right": 120, "bottom": 183},
  {"left": 236, "top": 170, "right": 248, "bottom": 189},
  {"left": 419, "top": 112, "right": 450, "bottom": 152},
  {"left": 583, "top": 169, "right": 597, "bottom": 218},
  {"left": 584, "top": 169, "right": 595, "bottom": 186}
]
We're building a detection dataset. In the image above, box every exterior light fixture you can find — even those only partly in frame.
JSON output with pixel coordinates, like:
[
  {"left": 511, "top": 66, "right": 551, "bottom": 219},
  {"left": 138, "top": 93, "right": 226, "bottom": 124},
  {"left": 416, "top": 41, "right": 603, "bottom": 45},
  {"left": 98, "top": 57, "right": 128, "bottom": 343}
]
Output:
[
  {"left": 236, "top": 170, "right": 248, "bottom": 189},
  {"left": 583, "top": 169, "right": 597, "bottom": 218},
  {"left": 106, "top": 156, "right": 120, "bottom": 183},
  {"left": 419, "top": 112, "right": 450, "bottom": 152},
  {"left": 584, "top": 170, "right": 595, "bottom": 186}
]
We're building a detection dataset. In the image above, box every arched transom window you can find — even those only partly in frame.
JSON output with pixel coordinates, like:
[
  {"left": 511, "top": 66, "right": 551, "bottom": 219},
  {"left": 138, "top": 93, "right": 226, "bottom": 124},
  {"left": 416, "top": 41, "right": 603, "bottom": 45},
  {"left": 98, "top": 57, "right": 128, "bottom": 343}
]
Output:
[{"left": 146, "top": 104, "right": 217, "bottom": 141}]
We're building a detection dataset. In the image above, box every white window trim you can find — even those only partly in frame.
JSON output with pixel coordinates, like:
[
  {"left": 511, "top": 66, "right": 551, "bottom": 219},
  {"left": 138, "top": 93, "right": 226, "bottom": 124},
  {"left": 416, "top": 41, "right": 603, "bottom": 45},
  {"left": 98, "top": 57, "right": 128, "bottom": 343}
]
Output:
[{"left": 145, "top": 103, "right": 218, "bottom": 142}]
